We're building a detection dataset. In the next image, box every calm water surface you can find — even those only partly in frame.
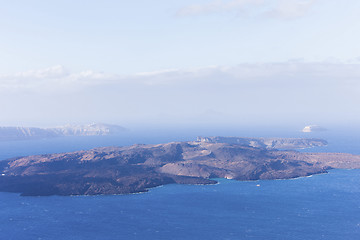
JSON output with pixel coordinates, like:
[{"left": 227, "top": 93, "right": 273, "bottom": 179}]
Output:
[{"left": 0, "top": 129, "right": 359, "bottom": 239}]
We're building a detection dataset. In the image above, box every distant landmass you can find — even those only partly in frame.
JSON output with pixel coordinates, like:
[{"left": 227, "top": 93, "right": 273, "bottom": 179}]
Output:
[
  {"left": 1, "top": 136, "right": 359, "bottom": 196},
  {"left": 0, "top": 123, "right": 126, "bottom": 141}
]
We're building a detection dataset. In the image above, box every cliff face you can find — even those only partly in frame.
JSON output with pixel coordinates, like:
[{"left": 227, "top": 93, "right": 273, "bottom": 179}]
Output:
[
  {"left": 1, "top": 140, "right": 359, "bottom": 196},
  {"left": 50, "top": 123, "right": 126, "bottom": 136},
  {"left": 0, "top": 127, "right": 58, "bottom": 141},
  {"left": 0, "top": 123, "right": 125, "bottom": 141}
]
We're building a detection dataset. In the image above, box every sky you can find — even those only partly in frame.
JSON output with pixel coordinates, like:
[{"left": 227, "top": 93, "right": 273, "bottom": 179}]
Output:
[{"left": 1, "top": 0, "right": 360, "bottom": 130}]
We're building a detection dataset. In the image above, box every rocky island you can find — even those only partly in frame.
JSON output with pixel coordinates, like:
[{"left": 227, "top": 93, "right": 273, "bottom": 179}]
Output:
[
  {"left": 0, "top": 123, "right": 126, "bottom": 141},
  {"left": 0, "top": 137, "right": 359, "bottom": 196}
]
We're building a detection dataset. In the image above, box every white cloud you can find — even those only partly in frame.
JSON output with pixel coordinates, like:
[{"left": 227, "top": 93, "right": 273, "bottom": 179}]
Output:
[
  {"left": 177, "top": 0, "right": 264, "bottom": 16},
  {"left": 14, "top": 65, "right": 68, "bottom": 79},
  {"left": 0, "top": 66, "right": 119, "bottom": 92},
  {"left": 177, "top": 0, "right": 318, "bottom": 19},
  {"left": 1, "top": 61, "right": 360, "bottom": 126},
  {"left": 266, "top": 0, "right": 318, "bottom": 19},
  {"left": 2, "top": 61, "right": 360, "bottom": 92}
]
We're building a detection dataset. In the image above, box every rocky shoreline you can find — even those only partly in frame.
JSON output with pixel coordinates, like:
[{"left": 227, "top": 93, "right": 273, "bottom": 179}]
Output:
[{"left": 1, "top": 138, "right": 359, "bottom": 196}]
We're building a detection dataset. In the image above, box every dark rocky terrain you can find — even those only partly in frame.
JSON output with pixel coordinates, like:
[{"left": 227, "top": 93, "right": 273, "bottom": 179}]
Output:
[{"left": 1, "top": 138, "right": 360, "bottom": 196}]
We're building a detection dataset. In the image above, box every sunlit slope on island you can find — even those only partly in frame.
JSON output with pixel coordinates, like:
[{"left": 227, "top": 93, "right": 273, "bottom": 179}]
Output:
[{"left": 0, "top": 137, "right": 359, "bottom": 196}]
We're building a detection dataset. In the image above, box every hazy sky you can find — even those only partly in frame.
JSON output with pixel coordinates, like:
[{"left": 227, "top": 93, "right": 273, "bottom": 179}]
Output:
[{"left": 1, "top": 0, "right": 360, "bottom": 129}]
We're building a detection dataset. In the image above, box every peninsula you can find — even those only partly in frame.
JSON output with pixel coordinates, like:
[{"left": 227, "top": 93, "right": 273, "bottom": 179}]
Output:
[{"left": 0, "top": 137, "right": 359, "bottom": 196}]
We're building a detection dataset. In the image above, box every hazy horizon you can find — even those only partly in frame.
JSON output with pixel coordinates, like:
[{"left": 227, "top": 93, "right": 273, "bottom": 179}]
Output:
[{"left": 1, "top": 0, "right": 360, "bottom": 130}]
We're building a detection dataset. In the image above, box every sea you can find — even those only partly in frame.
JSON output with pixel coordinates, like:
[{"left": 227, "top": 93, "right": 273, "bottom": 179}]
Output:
[{"left": 0, "top": 127, "right": 359, "bottom": 240}]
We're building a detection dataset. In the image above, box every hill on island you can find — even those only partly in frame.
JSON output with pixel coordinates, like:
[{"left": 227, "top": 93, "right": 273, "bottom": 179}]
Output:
[{"left": 196, "top": 136, "right": 327, "bottom": 150}]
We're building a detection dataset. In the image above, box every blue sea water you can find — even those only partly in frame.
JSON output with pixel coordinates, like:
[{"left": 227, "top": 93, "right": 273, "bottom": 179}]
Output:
[{"left": 0, "top": 128, "right": 359, "bottom": 240}]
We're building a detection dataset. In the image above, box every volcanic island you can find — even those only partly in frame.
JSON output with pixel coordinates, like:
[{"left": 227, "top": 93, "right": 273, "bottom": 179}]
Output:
[{"left": 1, "top": 137, "right": 360, "bottom": 196}]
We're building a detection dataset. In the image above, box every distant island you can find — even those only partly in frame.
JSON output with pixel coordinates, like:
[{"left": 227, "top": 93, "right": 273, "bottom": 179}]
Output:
[
  {"left": 1, "top": 136, "right": 359, "bottom": 196},
  {"left": 0, "top": 123, "right": 126, "bottom": 141},
  {"left": 302, "top": 125, "right": 327, "bottom": 133}
]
